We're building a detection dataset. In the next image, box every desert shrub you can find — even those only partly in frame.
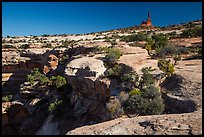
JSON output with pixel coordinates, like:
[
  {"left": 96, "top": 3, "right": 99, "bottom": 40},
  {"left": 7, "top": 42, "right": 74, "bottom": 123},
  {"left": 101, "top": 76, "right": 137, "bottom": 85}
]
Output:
[
  {"left": 48, "top": 98, "right": 63, "bottom": 112},
  {"left": 121, "top": 71, "right": 139, "bottom": 86},
  {"left": 120, "top": 32, "right": 147, "bottom": 42},
  {"left": 129, "top": 88, "right": 141, "bottom": 96},
  {"left": 50, "top": 75, "right": 67, "bottom": 89},
  {"left": 140, "top": 67, "right": 155, "bottom": 88},
  {"left": 39, "top": 76, "right": 50, "bottom": 85},
  {"left": 142, "top": 85, "right": 161, "bottom": 99},
  {"left": 180, "top": 26, "right": 202, "bottom": 38},
  {"left": 43, "top": 43, "right": 53, "bottom": 48},
  {"left": 129, "top": 41, "right": 144, "bottom": 48},
  {"left": 27, "top": 68, "right": 67, "bottom": 88},
  {"left": 155, "top": 44, "right": 176, "bottom": 58},
  {"left": 145, "top": 34, "right": 175, "bottom": 58},
  {"left": 175, "top": 46, "right": 189, "bottom": 55},
  {"left": 158, "top": 59, "right": 174, "bottom": 77},
  {"left": 104, "top": 37, "right": 112, "bottom": 42},
  {"left": 105, "top": 64, "right": 122, "bottom": 78},
  {"left": 27, "top": 68, "right": 46, "bottom": 85},
  {"left": 2, "top": 95, "right": 13, "bottom": 102},
  {"left": 20, "top": 44, "right": 30, "bottom": 49},
  {"left": 59, "top": 55, "right": 69, "bottom": 65},
  {"left": 105, "top": 48, "right": 122, "bottom": 62},
  {"left": 3, "top": 45, "right": 16, "bottom": 49},
  {"left": 124, "top": 85, "right": 164, "bottom": 115},
  {"left": 106, "top": 97, "right": 124, "bottom": 119},
  {"left": 41, "top": 34, "right": 50, "bottom": 37},
  {"left": 61, "top": 40, "right": 76, "bottom": 47}
]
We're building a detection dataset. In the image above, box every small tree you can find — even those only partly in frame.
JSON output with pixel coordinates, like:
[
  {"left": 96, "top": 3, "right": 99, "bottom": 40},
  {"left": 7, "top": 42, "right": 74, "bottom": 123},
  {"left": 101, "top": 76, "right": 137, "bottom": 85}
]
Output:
[{"left": 158, "top": 59, "right": 174, "bottom": 77}]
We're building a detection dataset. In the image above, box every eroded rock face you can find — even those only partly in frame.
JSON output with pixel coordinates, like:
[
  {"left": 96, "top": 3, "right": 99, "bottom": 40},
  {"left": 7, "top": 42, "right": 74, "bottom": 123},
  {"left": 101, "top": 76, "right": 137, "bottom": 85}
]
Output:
[
  {"left": 65, "top": 57, "right": 110, "bottom": 121},
  {"left": 43, "top": 54, "right": 59, "bottom": 75},
  {"left": 2, "top": 101, "right": 30, "bottom": 135}
]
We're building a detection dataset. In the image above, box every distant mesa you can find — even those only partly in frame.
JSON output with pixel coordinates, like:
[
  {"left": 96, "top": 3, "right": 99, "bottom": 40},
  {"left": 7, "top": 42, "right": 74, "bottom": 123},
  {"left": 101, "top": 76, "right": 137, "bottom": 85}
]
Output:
[{"left": 140, "top": 12, "right": 154, "bottom": 28}]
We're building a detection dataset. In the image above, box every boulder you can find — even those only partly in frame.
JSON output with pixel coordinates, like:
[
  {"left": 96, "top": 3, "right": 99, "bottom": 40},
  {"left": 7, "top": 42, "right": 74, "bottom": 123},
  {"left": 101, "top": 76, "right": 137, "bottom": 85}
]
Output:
[{"left": 65, "top": 57, "right": 110, "bottom": 121}]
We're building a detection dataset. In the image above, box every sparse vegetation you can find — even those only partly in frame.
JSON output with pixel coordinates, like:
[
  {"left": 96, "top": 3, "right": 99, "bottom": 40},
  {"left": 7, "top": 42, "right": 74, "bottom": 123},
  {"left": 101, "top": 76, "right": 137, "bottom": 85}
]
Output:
[
  {"left": 2, "top": 95, "right": 13, "bottom": 102},
  {"left": 27, "top": 68, "right": 67, "bottom": 88},
  {"left": 140, "top": 67, "right": 155, "bottom": 88},
  {"left": 20, "top": 44, "right": 30, "bottom": 49},
  {"left": 50, "top": 75, "right": 67, "bottom": 89},
  {"left": 120, "top": 32, "right": 147, "bottom": 42},
  {"left": 105, "top": 64, "right": 122, "bottom": 78},
  {"left": 48, "top": 98, "right": 63, "bottom": 112},
  {"left": 158, "top": 59, "right": 175, "bottom": 77},
  {"left": 180, "top": 26, "right": 202, "bottom": 38},
  {"left": 3, "top": 45, "right": 16, "bottom": 49},
  {"left": 121, "top": 71, "right": 139, "bottom": 86},
  {"left": 106, "top": 97, "right": 124, "bottom": 119}
]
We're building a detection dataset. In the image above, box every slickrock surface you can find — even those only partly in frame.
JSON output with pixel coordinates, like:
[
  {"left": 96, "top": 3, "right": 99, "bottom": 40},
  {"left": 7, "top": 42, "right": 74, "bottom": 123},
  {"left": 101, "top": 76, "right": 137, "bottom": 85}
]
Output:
[{"left": 66, "top": 109, "right": 202, "bottom": 135}]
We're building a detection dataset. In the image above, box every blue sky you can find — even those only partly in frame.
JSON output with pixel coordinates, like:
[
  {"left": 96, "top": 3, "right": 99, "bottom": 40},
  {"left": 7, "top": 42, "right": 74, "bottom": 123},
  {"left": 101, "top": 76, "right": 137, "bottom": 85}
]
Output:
[{"left": 2, "top": 2, "right": 202, "bottom": 36}]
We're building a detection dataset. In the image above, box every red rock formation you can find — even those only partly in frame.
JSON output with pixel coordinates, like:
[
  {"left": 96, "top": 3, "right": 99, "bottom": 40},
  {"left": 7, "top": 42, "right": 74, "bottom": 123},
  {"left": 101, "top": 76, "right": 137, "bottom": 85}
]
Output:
[{"left": 140, "top": 12, "right": 154, "bottom": 28}]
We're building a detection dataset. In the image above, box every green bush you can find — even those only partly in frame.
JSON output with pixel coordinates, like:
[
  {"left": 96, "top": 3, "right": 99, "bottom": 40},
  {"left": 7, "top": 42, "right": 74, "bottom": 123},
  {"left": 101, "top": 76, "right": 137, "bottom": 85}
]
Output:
[
  {"left": 105, "top": 64, "right": 122, "bottom": 78},
  {"left": 180, "top": 26, "right": 202, "bottom": 38},
  {"left": 3, "top": 45, "right": 16, "bottom": 49},
  {"left": 121, "top": 71, "right": 139, "bottom": 86},
  {"left": 120, "top": 32, "right": 147, "bottom": 42},
  {"left": 48, "top": 98, "right": 63, "bottom": 112},
  {"left": 2, "top": 95, "right": 13, "bottom": 102},
  {"left": 140, "top": 67, "right": 155, "bottom": 88},
  {"left": 158, "top": 59, "right": 174, "bottom": 77},
  {"left": 43, "top": 43, "right": 53, "bottom": 48},
  {"left": 20, "top": 44, "right": 30, "bottom": 49},
  {"left": 27, "top": 68, "right": 47, "bottom": 85},
  {"left": 27, "top": 68, "right": 67, "bottom": 88},
  {"left": 50, "top": 76, "right": 67, "bottom": 89},
  {"left": 129, "top": 88, "right": 141, "bottom": 96},
  {"left": 59, "top": 55, "right": 69, "bottom": 65},
  {"left": 124, "top": 85, "right": 164, "bottom": 116},
  {"left": 105, "top": 48, "right": 122, "bottom": 62}
]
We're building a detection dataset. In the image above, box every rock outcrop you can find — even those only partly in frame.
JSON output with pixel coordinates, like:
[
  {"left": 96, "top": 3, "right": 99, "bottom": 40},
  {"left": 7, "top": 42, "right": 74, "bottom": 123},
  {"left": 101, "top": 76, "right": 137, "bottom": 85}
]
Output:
[
  {"left": 65, "top": 57, "right": 111, "bottom": 121},
  {"left": 66, "top": 109, "right": 202, "bottom": 135}
]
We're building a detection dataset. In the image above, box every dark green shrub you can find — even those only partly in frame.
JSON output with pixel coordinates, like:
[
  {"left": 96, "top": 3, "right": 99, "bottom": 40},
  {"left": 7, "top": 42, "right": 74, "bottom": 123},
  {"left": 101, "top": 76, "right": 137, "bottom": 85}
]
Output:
[
  {"left": 48, "top": 98, "right": 63, "bottom": 112},
  {"left": 20, "top": 44, "right": 30, "bottom": 49},
  {"left": 43, "top": 43, "right": 53, "bottom": 48},
  {"left": 120, "top": 32, "right": 147, "bottom": 42},
  {"left": 105, "top": 48, "right": 122, "bottom": 62},
  {"left": 59, "top": 55, "right": 69, "bottom": 65},
  {"left": 50, "top": 76, "right": 67, "bottom": 89},
  {"left": 2, "top": 95, "right": 13, "bottom": 102},
  {"left": 180, "top": 26, "right": 202, "bottom": 38},
  {"left": 105, "top": 64, "right": 122, "bottom": 78},
  {"left": 121, "top": 71, "right": 139, "bottom": 86},
  {"left": 124, "top": 85, "right": 164, "bottom": 116},
  {"left": 3, "top": 45, "right": 15, "bottom": 49},
  {"left": 140, "top": 67, "right": 155, "bottom": 88},
  {"left": 27, "top": 68, "right": 47, "bottom": 85},
  {"left": 158, "top": 59, "right": 174, "bottom": 77}
]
